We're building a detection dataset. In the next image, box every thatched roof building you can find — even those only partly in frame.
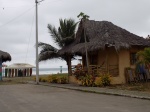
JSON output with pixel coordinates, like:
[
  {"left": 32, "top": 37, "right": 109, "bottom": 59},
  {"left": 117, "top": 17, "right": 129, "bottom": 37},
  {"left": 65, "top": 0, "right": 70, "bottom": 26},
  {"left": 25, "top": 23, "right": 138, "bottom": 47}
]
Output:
[
  {"left": 7, "top": 63, "right": 35, "bottom": 69},
  {"left": 59, "top": 20, "right": 150, "bottom": 55},
  {"left": 0, "top": 50, "right": 11, "bottom": 62}
]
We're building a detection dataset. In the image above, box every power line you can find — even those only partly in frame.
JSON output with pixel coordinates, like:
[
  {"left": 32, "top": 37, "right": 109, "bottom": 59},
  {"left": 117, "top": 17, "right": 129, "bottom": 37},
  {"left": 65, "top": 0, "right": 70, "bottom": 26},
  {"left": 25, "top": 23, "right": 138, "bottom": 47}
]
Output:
[
  {"left": 0, "top": 5, "right": 35, "bottom": 29},
  {"left": 0, "top": 5, "right": 33, "bottom": 8},
  {"left": 25, "top": 11, "right": 35, "bottom": 63}
]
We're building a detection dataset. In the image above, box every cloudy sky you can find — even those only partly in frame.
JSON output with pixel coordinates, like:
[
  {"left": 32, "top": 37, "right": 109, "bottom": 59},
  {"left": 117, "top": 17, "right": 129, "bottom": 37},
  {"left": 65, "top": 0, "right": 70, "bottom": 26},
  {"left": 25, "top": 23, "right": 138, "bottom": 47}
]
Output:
[{"left": 0, "top": 0, "right": 150, "bottom": 68}]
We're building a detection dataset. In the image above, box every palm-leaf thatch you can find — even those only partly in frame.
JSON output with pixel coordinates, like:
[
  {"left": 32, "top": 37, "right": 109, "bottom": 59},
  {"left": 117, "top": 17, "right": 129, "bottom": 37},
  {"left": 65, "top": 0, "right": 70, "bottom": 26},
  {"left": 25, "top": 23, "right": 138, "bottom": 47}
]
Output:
[
  {"left": 0, "top": 50, "right": 11, "bottom": 62},
  {"left": 59, "top": 20, "right": 150, "bottom": 55}
]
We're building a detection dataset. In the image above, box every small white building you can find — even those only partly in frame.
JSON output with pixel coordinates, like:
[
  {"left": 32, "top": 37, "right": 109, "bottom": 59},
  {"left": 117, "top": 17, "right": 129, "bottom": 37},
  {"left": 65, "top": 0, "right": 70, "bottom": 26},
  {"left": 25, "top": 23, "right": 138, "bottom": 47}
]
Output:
[{"left": 5, "top": 63, "right": 35, "bottom": 77}]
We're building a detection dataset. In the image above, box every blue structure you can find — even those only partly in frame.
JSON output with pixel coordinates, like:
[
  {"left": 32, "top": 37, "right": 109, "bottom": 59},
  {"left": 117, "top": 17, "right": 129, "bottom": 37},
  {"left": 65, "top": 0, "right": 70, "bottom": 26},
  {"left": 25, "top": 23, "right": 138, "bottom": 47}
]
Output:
[
  {"left": 0, "top": 50, "right": 11, "bottom": 81},
  {"left": 60, "top": 66, "right": 62, "bottom": 73}
]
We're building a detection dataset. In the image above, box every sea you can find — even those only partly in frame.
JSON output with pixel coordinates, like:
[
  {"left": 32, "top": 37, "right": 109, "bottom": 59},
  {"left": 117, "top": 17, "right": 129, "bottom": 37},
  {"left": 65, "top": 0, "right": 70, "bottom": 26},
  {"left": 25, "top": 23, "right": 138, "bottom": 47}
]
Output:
[
  {"left": 32, "top": 68, "right": 68, "bottom": 75},
  {"left": 2, "top": 68, "right": 68, "bottom": 76}
]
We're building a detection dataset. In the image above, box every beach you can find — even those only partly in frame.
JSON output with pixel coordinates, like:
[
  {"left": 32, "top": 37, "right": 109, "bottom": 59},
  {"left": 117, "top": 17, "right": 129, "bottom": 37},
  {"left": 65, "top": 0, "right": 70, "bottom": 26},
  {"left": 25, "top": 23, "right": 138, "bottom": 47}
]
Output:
[{"left": 2, "top": 68, "right": 68, "bottom": 76}]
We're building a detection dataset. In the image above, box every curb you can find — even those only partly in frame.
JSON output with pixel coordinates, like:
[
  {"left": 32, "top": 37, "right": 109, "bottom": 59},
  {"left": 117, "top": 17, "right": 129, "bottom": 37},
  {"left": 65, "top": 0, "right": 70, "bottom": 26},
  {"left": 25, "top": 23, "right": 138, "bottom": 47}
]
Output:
[{"left": 29, "top": 82, "right": 150, "bottom": 100}]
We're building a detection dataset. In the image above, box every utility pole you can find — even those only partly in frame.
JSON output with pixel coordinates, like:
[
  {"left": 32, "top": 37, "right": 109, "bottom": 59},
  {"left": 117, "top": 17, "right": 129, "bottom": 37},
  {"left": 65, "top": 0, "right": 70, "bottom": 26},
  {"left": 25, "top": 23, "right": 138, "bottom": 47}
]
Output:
[
  {"left": 35, "top": 0, "right": 44, "bottom": 84},
  {"left": 35, "top": 0, "right": 39, "bottom": 84}
]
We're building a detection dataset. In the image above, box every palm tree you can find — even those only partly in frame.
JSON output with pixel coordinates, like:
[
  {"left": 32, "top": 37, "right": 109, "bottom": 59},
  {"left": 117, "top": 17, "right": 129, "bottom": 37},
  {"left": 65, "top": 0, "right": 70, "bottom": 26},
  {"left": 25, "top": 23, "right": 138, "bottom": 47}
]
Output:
[{"left": 38, "top": 18, "right": 77, "bottom": 74}]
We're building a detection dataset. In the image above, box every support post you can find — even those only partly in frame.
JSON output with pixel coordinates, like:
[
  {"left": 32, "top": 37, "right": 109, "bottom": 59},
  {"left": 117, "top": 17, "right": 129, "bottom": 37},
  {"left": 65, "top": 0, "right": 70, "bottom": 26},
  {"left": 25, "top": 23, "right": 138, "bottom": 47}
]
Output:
[
  {"left": 35, "top": 0, "right": 39, "bottom": 84},
  {"left": 84, "top": 29, "right": 89, "bottom": 74}
]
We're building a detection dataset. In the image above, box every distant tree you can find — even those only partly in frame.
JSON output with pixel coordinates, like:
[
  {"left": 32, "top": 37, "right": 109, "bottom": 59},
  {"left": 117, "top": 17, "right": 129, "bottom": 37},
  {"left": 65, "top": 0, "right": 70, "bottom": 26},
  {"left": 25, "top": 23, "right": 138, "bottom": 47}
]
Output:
[
  {"left": 38, "top": 18, "right": 77, "bottom": 74},
  {"left": 77, "top": 12, "right": 90, "bottom": 20}
]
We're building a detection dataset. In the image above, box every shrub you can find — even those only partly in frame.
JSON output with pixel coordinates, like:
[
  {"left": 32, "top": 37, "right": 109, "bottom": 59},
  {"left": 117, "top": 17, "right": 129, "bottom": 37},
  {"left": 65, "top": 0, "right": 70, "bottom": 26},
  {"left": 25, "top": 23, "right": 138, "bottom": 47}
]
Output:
[
  {"left": 41, "top": 78, "right": 47, "bottom": 82},
  {"left": 34, "top": 76, "right": 48, "bottom": 82},
  {"left": 57, "top": 77, "right": 68, "bottom": 84},
  {"left": 94, "top": 77, "right": 102, "bottom": 87},
  {"left": 100, "top": 74, "right": 111, "bottom": 86},
  {"left": 73, "top": 64, "right": 86, "bottom": 80},
  {"left": 39, "top": 77, "right": 42, "bottom": 82},
  {"left": 47, "top": 75, "right": 52, "bottom": 83},
  {"left": 51, "top": 76, "right": 58, "bottom": 83},
  {"left": 33, "top": 77, "right": 36, "bottom": 81},
  {"left": 80, "top": 75, "right": 95, "bottom": 87},
  {"left": 94, "top": 73, "right": 111, "bottom": 87},
  {"left": 47, "top": 75, "right": 68, "bottom": 84}
]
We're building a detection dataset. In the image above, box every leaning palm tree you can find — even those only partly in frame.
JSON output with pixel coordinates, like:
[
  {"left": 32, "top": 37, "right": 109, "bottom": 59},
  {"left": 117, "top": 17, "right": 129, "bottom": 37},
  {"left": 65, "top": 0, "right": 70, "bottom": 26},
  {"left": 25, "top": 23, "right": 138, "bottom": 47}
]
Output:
[{"left": 38, "top": 18, "right": 77, "bottom": 74}]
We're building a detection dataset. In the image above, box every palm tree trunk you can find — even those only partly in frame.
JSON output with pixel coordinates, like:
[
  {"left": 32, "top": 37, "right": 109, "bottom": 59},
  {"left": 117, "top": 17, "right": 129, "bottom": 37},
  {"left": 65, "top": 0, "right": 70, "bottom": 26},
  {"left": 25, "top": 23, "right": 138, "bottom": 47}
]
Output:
[
  {"left": 66, "top": 55, "right": 72, "bottom": 83},
  {"left": 66, "top": 55, "right": 72, "bottom": 75}
]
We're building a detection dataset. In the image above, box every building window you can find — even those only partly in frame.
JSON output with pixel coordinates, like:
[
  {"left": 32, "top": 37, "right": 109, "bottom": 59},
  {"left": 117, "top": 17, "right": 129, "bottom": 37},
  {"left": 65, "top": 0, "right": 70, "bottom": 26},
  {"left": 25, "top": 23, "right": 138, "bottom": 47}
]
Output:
[{"left": 130, "top": 53, "right": 137, "bottom": 65}]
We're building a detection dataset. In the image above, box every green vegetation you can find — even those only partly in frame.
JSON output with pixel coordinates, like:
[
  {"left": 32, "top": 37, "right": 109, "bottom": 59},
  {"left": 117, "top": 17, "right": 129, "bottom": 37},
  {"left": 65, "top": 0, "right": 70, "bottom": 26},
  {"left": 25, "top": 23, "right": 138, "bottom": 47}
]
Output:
[
  {"left": 72, "top": 64, "right": 111, "bottom": 87},
  {"left": 77, "top": 12, "right": 90, "bottom": 20},
  {"left": 79, "top": 75, "right": 95, "bottom": 87},
  {"left": 0, "top": 74, "right": 68, "bottom": 85},
  {"left": 73, "top": 64, "right": 86, "bottom": 80},
  {"left": 34, "top": 74, "right": 68, "bottom": 84},
  {"left": 137, "top": 47, "right": 150, "bottom": 64},
  {"left": 38, "top": 18, "right": 77, "bottom": 74}
]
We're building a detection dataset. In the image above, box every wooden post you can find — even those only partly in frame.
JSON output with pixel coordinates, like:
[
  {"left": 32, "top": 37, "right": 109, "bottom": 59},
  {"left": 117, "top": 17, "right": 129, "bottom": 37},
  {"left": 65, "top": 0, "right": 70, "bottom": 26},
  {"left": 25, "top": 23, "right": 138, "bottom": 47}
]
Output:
[
  {"left": 30, "top": 68, "right": 32, "bottom": 76},
  {"left": 84, "top": 29, "right": 89, "bottom": 74},
  {"left": 67, "top": 55, "right": 72, "bottom": 83}
]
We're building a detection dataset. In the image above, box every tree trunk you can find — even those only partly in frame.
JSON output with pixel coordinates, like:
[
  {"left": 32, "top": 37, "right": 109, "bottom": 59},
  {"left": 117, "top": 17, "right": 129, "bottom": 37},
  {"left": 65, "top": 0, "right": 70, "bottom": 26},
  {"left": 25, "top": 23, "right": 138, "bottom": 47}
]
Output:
[
  {"left": 67, "top": 55, "right": 72, "bottom": 75},
  {"left": 66, "top": 55, "right": 72, "bottom": 83}
]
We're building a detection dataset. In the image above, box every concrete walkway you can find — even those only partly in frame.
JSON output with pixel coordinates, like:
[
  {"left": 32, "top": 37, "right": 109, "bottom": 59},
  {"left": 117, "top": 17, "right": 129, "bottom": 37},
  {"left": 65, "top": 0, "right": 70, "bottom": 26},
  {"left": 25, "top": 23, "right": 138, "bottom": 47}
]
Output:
[{"left": 30, "top": 82, "right": 150, "bottom": 100}]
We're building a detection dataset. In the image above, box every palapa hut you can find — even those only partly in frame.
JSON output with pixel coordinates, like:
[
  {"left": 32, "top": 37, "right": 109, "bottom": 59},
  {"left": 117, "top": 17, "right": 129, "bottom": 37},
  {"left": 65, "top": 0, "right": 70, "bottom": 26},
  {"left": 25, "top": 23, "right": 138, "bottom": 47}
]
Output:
[
  {"left": 0, "top": 50, "right": 11, "bottom": 80},
  {"left": 59, "top": 19, "right": 150, "bottom": 84},
  {"left": 5, "top": 63, "right": 35, "bottom": 77}
]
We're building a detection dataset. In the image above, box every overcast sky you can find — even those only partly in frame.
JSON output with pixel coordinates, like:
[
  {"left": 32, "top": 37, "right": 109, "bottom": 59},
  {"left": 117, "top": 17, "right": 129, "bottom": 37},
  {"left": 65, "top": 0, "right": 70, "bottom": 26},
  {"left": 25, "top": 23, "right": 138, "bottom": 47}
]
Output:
[{"left": 0, "top": 0, "right": 150, "bottom": 68}]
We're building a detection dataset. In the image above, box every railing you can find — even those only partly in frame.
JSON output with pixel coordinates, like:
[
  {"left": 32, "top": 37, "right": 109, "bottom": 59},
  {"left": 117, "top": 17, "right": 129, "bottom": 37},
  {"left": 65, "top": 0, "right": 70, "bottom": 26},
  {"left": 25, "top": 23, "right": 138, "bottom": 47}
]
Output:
[
  {"left": 89, "top": 65, "right": 107, "bottom": 75},
  {"left": 109, "top": 65, "right": 119, "bottom": 77},
  {"left": 71, "top": 64, "right": 119, "bottom": 76}
]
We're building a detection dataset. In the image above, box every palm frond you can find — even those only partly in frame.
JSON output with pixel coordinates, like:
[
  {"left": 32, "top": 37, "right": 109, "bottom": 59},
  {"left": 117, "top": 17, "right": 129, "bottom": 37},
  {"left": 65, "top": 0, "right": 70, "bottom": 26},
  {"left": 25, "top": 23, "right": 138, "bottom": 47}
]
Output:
[
  {"left": 58, "top": 18, "right": 77, "bottom": 46},
  {"left": 38, "top": 42, "right": 58, "bottom": 52},
  {"left": 38, "top": 18, "right": 77, "bottom": 63},
  {"left": 47, "top": 24, "right": 63, "bottom": 48},
  {"left": 39, "top": 51, "right": 60, "bottom": 61},
  {"left": 38, "top": 42, "right": 60, "bottom": 61}
]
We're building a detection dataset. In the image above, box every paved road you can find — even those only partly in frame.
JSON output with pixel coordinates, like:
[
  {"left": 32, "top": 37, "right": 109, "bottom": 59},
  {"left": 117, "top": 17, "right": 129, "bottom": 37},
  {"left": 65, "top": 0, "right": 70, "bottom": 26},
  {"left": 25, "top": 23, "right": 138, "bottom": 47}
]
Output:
[{"left": 0, "top": 84, "right": 150, "bottom": 112}]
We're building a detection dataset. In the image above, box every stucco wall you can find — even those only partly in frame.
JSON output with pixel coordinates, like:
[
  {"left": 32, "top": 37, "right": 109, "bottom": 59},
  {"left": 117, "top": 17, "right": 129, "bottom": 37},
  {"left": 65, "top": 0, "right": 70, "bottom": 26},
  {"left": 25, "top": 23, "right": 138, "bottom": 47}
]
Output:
[
  {"left": 70, "top": 47, "right": 145, "bottom": 85},
  {"left": 111, "top": 47, "right": 144, "bottom": 84},
  {"left": 110, "top": 49, "right": 130, "bottom": 84},
  {"left": 98, "top": 48, "right": 119, "bottom": 76}
]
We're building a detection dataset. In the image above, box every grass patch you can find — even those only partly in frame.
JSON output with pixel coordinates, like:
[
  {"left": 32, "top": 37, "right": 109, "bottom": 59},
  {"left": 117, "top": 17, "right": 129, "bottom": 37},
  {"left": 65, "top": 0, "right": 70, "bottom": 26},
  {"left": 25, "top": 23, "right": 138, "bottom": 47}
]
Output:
[
  {"left": 0, "top": 76, "right": 35, "bottom": 85},
  {"left": 0, "top": 73, "right": 68, "bottom": 85},
  {"left": 51, "top": 73, "right": 68, "bottom": 77}
]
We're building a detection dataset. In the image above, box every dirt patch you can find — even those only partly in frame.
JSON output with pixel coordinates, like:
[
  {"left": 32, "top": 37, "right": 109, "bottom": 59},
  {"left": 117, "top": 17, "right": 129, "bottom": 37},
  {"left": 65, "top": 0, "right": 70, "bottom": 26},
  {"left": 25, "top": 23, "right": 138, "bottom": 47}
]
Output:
[{"left": 108, "top": 82, "right": 150, "bottom": 93}]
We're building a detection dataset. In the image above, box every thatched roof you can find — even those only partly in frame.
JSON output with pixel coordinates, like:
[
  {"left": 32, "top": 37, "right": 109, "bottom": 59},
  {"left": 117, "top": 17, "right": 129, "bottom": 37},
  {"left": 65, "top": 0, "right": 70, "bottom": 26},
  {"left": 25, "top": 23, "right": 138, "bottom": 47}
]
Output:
[
  {"left": 0, "top": 50, "right": 11, "bottom": 62},
  {"left": 6, "top": 63, "right": 35, "bottom": 69},
  {"left": 59, "top": 20, "right": 150, "bottom": 55}
]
